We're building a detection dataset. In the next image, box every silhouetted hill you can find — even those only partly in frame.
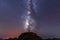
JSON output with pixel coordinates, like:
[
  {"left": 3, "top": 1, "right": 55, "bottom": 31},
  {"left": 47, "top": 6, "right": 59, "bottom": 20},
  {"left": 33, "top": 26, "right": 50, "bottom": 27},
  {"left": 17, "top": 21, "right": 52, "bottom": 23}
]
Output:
[{"left": 18, "top": 32, "right": 42, "bottom": 40}]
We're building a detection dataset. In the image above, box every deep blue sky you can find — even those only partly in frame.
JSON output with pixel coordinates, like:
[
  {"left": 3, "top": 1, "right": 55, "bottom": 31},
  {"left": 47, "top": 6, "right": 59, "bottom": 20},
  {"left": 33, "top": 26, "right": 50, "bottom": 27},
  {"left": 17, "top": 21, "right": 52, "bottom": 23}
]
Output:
[{"left": 0, "top": 0, "right": 60, "bottom": 39}]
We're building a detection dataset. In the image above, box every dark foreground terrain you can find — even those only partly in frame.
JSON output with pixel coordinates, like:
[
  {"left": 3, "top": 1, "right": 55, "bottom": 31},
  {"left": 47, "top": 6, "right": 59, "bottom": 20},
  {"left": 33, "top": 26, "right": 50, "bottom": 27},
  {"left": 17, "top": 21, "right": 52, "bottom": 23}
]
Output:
[{"left": 0, "top": 32, "right": 60, "bottom": 40}]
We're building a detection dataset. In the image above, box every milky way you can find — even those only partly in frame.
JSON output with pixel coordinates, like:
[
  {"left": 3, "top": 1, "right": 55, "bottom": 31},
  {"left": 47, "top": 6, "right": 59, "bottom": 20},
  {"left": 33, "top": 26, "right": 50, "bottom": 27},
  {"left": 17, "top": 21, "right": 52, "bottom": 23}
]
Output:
[{"left": 23, "top": 0, "right": 36, "bottom": 32}]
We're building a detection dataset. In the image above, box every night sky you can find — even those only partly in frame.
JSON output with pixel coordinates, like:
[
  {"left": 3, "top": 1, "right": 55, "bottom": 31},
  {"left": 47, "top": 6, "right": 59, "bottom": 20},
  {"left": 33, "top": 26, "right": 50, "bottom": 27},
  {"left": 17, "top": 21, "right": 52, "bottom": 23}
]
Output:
[{"left": 0, "top": 0, "right": 60, "bottom": 39}]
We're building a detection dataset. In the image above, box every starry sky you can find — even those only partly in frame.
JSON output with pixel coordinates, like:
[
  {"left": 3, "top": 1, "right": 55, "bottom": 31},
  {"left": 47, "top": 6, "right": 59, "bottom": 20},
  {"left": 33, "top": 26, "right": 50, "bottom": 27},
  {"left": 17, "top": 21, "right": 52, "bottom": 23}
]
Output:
[{"left": 0, "top": 0, "right": 60, "bottom": 39}]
